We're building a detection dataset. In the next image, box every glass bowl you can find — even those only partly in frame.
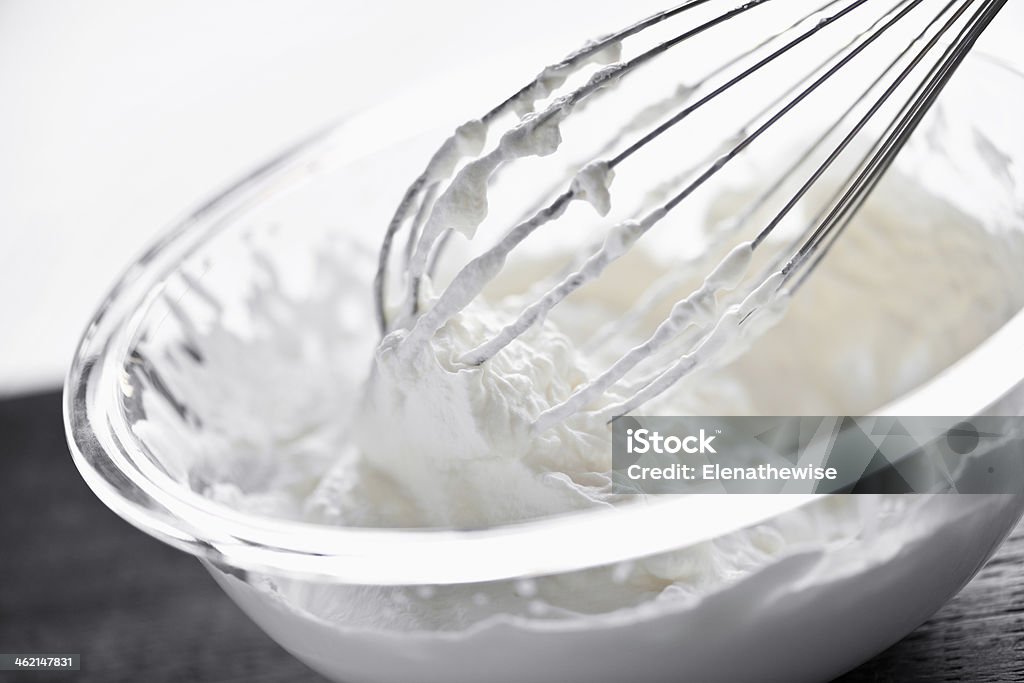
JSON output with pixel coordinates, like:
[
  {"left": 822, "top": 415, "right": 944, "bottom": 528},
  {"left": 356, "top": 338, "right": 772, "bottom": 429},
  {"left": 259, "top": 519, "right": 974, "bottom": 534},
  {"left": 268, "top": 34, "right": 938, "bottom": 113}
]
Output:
[{"left": 66, "top": 52, "right": 1024, "bottom": 683}]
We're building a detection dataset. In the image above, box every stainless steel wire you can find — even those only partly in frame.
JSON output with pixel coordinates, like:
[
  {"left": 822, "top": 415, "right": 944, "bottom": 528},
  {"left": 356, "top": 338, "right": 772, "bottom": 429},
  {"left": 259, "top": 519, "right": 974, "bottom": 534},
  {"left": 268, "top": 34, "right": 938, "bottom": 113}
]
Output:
[{"left": 373, "top": 0, "right": 1009, "bottom": 431}]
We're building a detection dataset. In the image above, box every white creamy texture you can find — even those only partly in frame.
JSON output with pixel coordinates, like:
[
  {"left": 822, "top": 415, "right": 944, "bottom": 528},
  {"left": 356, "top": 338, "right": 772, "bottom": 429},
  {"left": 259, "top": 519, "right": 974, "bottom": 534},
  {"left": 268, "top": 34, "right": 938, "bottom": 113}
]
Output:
[
  {"left": 255, "top": 169, "right": 1023, "bottom": 652},
  {"left": 111, "top": 14, "right": 1024, "bottom": 679},
  {"left": 570, "top": 161, "right": 615, "bottom": 217},
  {"left": 403, "top": 40, "right": 624, "bottom": 302},
  {"left": 138, "top": 118, "right": 1024, "bottom": 655},
  {"left": 329, "top": 166, "right": 1024, "bottom": 538},
  {"left": 512, "top": 39, "right": 623, "bottom": 118},
  {"left": 326, "top": 302, "right": 617, "bottom": 529},
  {"left": 135, "top": 158, "right": 1024, "bottom": 645}
]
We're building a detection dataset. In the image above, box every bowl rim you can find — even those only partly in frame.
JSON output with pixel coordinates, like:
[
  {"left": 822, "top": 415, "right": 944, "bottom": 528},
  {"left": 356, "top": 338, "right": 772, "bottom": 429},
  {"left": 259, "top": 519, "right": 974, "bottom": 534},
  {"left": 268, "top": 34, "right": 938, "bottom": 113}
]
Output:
[{"left": 64, "top": 55, "right": 1024, "bottom": 585}]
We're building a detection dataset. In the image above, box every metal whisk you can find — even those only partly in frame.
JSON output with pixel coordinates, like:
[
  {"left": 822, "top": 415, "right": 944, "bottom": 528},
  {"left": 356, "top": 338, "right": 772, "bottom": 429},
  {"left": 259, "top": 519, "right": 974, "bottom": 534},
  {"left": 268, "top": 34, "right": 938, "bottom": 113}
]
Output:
[{"left": 373, "top": 0, "right": 1008, "bottom": 432}]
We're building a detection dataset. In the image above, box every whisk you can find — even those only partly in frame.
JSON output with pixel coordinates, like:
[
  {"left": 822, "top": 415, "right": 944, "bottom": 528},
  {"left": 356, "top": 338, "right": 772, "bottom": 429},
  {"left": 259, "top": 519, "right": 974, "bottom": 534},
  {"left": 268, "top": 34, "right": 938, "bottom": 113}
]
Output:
[{"left": 373, "top": 0, "right": 1008, "bottom": 433}]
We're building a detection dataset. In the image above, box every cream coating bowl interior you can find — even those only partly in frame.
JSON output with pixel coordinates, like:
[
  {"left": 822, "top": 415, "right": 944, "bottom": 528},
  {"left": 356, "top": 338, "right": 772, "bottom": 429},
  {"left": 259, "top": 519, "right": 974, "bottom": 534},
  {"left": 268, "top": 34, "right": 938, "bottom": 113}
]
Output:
[{"left": 66, "top": 53, "right": 1024, "bottom": 683}]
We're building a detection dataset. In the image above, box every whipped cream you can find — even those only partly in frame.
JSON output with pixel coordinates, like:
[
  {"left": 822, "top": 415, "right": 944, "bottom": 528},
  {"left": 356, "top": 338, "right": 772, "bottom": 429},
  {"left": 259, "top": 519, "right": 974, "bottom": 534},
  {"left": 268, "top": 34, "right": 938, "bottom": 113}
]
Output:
[
  {"left": 118, "top": 12, "right": 1024, "bottom": 680},
  {"left": 131, "top": 113, "right": 1024, "bottom": 683}
]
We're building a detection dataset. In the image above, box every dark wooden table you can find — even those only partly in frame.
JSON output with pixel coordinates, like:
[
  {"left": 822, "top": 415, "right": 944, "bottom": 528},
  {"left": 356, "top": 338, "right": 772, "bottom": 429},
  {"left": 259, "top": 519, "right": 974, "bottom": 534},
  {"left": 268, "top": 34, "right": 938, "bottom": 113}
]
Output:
[{"left": 3, "top": 390, "right": 1022, "bottom": 682}]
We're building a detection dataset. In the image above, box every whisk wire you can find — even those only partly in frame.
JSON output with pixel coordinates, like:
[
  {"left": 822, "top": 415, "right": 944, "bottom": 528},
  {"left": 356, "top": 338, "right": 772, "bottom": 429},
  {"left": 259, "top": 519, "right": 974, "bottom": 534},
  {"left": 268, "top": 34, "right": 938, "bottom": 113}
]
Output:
[
  {"left": 788, "top": 0, "right": 1006, "bottom": 290},
  {"left": 399, "top": 0, "right": 787, "bottom": 332},
  {"left": 458, "top": 0, "right": 915, "bottom": 368},
  {"left": 373, "top": 0, "right": 1007, "bottom": 429},
  {"left": 590, "top": 0, "right": 1005, "bottom": 426}
]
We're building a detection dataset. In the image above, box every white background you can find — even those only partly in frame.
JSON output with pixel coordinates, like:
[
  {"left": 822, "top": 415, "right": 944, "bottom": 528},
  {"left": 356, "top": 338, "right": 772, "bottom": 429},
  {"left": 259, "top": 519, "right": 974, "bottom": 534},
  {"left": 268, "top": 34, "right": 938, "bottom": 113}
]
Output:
[{"left": 1, "top": 1, "right": 1021, "bottom": 395}]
